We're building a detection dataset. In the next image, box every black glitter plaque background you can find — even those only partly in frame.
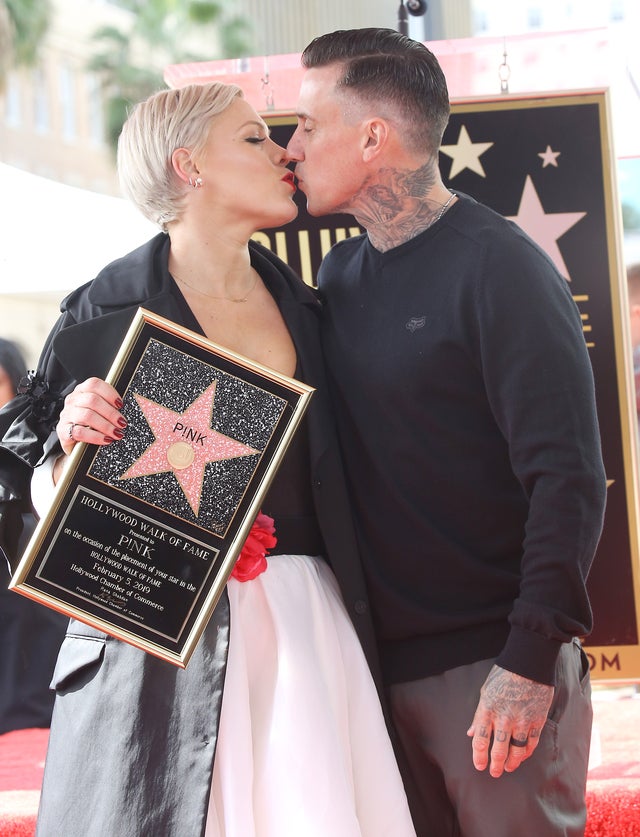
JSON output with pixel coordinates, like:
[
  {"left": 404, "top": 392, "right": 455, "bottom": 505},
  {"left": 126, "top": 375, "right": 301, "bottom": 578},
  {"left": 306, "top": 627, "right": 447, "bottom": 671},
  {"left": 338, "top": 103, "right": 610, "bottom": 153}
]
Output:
[{"left": 89, "top": 338, "right": 287, "bottom": 536}]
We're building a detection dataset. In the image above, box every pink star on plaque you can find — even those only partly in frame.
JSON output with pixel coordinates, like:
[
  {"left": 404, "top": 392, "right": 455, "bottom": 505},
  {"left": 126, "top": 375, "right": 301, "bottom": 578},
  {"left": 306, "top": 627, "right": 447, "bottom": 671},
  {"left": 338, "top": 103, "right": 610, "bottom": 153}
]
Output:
[{"left": 119, "top": 382, "right": 259, "bottom": 516}]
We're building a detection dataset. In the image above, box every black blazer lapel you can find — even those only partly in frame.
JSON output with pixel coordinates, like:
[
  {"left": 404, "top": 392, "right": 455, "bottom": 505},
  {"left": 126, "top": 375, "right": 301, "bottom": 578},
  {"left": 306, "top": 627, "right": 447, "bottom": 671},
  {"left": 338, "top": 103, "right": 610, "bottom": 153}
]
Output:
[
  {"left": 52, "top": 294, "right": 184, "bottom": 384},
  {"left": 248, "top": 241, "right": 333, "bottom": 471},
  {"left": 277, "top": 294, "right": 332, "bottom": 474}
]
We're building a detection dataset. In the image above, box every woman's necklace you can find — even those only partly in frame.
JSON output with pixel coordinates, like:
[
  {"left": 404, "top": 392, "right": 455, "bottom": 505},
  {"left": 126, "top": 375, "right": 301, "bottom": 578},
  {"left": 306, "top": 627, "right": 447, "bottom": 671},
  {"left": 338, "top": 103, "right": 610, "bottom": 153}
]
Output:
[{"left": 173, "top": 269, "right": 259, "bottom": 304}]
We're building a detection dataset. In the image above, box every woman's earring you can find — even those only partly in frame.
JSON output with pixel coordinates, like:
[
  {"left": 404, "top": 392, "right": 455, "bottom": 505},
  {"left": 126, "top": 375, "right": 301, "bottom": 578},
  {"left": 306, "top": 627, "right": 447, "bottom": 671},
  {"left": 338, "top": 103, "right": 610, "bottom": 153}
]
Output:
[{"left": 190, "top": 176, "right": 203, "bottom": 189}]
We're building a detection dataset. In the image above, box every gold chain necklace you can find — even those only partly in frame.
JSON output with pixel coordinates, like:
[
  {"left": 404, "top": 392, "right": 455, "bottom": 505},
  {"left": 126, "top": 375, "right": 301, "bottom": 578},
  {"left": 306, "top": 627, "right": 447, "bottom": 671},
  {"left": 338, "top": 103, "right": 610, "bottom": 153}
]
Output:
[{"left": 172, "top": 269, "right": 259, "bottom": 304}]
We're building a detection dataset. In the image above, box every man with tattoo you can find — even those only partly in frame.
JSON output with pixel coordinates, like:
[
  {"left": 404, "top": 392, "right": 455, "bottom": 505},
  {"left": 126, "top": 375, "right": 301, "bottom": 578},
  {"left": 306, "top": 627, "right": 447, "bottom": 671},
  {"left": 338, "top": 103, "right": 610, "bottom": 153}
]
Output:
[{"left": 286, "top": 28, "right": 606, "bottom": 837}]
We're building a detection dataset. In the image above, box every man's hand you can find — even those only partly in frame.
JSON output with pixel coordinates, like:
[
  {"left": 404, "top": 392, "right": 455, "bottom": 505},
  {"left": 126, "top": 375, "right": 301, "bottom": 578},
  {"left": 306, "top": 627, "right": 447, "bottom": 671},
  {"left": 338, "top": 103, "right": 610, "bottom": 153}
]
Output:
[{"left": 467, "top": 664, "right": 554, "bottom": 778}]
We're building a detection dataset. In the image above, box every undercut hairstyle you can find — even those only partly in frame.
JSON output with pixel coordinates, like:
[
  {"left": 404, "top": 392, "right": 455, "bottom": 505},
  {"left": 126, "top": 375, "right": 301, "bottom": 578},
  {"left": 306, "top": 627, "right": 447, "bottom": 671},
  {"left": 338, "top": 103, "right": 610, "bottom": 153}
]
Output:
[
  {"left": 301, "top": 28, "right": 450, "bottom": 156},
  {"left": 117, "top": 81, "right": 243, "bottom": 230}
]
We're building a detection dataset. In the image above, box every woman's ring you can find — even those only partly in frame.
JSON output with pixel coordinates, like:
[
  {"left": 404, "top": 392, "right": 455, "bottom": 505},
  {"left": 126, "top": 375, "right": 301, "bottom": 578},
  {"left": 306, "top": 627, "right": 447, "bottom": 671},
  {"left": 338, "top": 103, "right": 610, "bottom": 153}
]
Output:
[{"left": 68, "top": 422, "right": 76, "bottom": 439}]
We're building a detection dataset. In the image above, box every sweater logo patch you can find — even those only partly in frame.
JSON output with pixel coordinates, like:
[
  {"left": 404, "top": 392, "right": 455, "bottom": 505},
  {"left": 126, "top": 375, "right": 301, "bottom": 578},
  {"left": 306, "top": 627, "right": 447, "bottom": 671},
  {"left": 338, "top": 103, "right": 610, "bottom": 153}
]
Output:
[{"left": 405, "top": 316, "right": 426, "bottom": 332}]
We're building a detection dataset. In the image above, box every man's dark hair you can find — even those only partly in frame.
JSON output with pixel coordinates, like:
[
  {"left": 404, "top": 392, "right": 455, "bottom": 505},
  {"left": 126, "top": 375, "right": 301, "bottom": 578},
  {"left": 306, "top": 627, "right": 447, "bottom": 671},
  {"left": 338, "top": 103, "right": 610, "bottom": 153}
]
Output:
[{"left": 301, "top": 28, "right": 450, "bottom": 155}]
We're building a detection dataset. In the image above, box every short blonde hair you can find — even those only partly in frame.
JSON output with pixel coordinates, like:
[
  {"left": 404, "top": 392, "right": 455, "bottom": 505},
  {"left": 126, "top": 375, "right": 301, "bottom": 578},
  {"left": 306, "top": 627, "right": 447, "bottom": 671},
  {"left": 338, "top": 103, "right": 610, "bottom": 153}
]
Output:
[{"left": 117, "top": 82, "right": 243, "bottom": 230}]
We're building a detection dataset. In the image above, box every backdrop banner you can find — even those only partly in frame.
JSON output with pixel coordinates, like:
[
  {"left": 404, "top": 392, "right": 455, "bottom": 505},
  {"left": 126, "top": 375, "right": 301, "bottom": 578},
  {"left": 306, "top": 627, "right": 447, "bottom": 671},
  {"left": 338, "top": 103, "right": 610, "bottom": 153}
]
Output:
[{"left": 257, "top": 90, "right": 640, "bottom": 682}]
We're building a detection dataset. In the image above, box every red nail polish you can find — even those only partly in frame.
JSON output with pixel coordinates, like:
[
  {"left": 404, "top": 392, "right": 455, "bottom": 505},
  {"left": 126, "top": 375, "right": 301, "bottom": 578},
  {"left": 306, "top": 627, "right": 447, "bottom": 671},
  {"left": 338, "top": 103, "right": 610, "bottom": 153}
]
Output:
[
  {"left": 115, "top": 398, "right": 124, "bottom": 410},
  {"left": 113, "top": 428, "right": 125, "bottom": 438},
  {"left": 103, "top": 437, "right": 115, "bottom": 444},
  {"left": 117, "top": 416, "right": 127, "bottom": 428}
]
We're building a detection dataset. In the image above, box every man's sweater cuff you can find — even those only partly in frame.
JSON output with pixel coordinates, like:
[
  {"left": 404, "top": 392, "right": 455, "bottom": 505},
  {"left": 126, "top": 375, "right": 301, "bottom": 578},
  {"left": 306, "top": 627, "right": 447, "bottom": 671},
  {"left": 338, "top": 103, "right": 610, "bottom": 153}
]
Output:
[{"left": 496, "top": 627, "right": 564, "bottom": 685}]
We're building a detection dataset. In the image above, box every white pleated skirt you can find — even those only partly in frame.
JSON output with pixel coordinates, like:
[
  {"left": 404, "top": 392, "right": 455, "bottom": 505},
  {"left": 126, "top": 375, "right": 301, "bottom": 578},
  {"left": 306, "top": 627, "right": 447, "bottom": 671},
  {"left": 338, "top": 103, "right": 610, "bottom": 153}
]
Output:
[{"left": 205, "top": 554, "right": 416, "bottom": 837}]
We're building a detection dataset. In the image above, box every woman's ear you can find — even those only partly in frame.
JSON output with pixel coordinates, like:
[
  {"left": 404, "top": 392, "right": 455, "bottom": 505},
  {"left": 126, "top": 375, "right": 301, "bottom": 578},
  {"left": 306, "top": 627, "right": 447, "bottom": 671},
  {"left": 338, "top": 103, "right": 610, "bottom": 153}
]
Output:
[{"left": 171, "top": 147, "right": 198, "bottom": 185}]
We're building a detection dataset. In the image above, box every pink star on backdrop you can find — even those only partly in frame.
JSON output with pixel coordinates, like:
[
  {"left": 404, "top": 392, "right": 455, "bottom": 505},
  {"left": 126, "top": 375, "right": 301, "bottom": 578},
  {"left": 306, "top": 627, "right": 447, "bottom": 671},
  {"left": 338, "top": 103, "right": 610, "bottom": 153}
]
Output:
[
  {"left": 506, "top": 176, "right": 586, "bottom": 281},
  {"left": 538, "top": 145, "right": 561, "bottom": 168},
  {"left": 119, "top": 382, "right": 259, "bottom": 516}
]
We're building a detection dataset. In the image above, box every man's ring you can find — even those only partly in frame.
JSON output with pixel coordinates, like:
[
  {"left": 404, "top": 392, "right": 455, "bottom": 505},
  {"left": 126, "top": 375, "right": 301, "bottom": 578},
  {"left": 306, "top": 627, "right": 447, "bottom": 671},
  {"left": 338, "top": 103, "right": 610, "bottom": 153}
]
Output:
[{"left": 510, "top": 736, "right": 528, "bottom": 748}]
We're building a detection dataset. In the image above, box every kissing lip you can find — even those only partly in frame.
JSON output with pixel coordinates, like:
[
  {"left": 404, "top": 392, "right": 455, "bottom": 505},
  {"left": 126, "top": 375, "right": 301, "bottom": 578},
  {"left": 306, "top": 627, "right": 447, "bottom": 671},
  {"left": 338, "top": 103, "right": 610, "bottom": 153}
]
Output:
[{"left": 281, "top": 171, "right": 297, "bottom": 189}]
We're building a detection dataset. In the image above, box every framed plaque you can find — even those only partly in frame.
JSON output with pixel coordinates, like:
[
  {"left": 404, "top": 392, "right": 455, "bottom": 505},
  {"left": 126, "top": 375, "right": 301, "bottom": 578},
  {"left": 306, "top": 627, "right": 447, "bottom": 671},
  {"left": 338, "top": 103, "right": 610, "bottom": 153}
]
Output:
[{"left": 10, "top": 308, "right": 314, "bottom": 667}]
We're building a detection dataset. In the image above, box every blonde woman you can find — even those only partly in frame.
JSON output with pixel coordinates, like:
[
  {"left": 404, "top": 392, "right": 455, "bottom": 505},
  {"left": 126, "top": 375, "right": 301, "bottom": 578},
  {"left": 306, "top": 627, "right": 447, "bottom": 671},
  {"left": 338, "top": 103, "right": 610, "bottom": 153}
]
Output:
[{"left": 0, "top": 83, "right": 416, "bottom": 837}]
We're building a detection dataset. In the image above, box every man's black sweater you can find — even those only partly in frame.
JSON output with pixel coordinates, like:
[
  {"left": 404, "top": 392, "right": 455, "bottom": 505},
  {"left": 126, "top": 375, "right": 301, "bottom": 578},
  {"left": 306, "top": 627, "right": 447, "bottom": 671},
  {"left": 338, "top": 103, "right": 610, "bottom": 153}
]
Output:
[{"left": 319, "top": 193, "right": 607, "bottom": 686}]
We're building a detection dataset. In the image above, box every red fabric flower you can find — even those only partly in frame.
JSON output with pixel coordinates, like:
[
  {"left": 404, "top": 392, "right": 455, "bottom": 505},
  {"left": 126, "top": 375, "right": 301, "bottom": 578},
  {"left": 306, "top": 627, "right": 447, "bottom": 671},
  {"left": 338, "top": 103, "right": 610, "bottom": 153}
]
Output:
[{"left": 231, "top": 512, "right": 277, "bottom": 582}]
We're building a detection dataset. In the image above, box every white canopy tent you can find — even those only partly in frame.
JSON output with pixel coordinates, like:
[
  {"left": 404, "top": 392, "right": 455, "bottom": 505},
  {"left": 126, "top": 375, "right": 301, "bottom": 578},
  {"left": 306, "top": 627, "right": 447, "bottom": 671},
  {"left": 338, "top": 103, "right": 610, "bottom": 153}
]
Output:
[
  {"left": 0, "top": 164, "right": 157, "bottom": 363},
  {"left": 0, "top": 163, "right": 157, "bottom": 296}
]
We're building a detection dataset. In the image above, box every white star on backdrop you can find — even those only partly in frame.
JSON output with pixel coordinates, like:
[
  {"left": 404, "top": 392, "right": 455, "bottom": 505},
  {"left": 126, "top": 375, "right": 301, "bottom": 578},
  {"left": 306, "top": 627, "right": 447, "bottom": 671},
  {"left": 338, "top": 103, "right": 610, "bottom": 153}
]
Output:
[
  {"left": 506, "top": 176, "right": 586, "bottom": 281},
  {"left": 439, "top": 125, "right": 494, "bottom": 178}
]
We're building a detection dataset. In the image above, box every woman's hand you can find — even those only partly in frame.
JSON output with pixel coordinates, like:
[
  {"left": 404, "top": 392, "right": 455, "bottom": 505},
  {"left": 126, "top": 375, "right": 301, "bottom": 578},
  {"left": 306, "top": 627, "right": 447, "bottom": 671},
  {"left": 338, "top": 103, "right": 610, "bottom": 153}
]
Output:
[{"left": 56, "top": 377, "right": 127, "bottom": 457}]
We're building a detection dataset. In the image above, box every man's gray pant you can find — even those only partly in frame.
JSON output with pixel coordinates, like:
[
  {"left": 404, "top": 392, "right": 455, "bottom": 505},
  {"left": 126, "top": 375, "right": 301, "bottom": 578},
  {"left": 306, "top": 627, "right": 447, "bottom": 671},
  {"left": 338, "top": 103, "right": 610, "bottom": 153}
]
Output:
[{"left": 389, "top": 638, "right": 592, "bottom": 837}]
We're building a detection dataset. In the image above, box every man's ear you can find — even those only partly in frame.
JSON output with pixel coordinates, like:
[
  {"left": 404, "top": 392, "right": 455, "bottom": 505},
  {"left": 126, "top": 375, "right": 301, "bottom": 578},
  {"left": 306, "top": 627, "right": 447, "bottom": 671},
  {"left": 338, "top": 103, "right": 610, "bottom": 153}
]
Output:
[{"left": 362, "top": 118, "right": 390, "bottom": 162}]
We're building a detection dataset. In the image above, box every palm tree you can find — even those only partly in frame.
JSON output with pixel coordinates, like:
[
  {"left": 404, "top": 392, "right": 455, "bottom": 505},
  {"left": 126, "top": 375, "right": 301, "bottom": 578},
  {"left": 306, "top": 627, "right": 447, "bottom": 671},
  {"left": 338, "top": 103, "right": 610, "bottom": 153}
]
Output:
[
  {"left": 88, "top": 0, "right": 253, "bottom": 151},
  {"left": 0, "top": 0, "right": 52, "bottom": 90}
]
